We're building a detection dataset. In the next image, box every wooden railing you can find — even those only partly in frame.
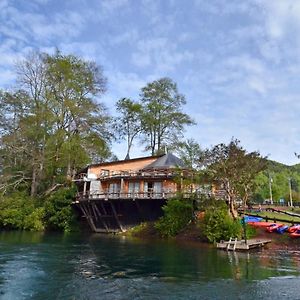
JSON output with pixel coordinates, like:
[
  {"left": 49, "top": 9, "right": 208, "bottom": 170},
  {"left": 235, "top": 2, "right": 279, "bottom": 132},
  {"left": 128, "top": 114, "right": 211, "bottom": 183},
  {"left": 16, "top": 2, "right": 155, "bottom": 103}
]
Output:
[
  {"left": 74, "top": 170, "right": 179, "bottom": 182},
  {"left": 75, "top": 191, "right": 198, "bottom": 202}
]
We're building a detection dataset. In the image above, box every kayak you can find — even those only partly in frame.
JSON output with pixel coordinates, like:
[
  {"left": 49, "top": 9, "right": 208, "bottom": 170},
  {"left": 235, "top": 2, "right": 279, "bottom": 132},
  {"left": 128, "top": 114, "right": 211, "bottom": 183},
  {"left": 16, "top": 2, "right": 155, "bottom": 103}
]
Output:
[
  {"left": 290, "top": 229, "right": 300, "bottom": 238},
  {"left": 276, "top": 225, "right": 289, "bottom": 234},
  {"left": 266, "top": 223, "right": 283, "bottom": 233},
  {"left": 287, "top": 224, "right": 300, "bottom": 233},
  {"left": 248, "top": 221, "right": 277, "bottom": 228},
  {"left": 243, "top": 216, "right": 263, "bottom": 223}
]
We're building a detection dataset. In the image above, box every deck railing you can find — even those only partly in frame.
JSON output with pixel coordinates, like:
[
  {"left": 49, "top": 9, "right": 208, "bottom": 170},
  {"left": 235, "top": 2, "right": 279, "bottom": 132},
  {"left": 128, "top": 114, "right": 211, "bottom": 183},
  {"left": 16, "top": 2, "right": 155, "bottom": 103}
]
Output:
[
  {"left": 75, "top": 191, "right": 197, "bottom": 202},
  {"left": 74, "top": 170, "right": 183, "bottom": 182}
]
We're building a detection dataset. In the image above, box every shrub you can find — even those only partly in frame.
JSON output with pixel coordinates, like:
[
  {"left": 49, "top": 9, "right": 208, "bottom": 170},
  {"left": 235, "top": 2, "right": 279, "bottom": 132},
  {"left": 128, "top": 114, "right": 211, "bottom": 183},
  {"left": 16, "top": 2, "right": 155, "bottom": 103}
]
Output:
[
  {"left": 199, "top": 202, "right": 242, "bottom": 243},
  {"left": 43, "top": 186, "right": 78, "bottom": 232},
  {"left": 155, "top": 198, "right": 193, "bottom": 237},
  {"left": 23, "top": 207, "right": 45, "bottom": 231},
  {"left": 0, "top": 192, "right": 45, "bottom": 230}
]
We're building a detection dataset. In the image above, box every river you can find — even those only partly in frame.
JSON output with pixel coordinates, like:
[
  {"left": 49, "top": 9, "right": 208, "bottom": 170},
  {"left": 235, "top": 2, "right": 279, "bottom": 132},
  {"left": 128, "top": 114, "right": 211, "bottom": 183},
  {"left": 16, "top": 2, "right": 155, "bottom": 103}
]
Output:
[{"left": 0, "top": 231, "right": 300, "bottom": 299}]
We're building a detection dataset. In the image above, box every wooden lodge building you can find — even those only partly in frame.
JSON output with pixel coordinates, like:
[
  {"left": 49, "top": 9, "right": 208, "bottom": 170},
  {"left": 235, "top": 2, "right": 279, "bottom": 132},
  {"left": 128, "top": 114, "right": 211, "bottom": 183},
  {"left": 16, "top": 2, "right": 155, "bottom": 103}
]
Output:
[{"left": 74, "top": 152, "right": 202, "bottom": 233}]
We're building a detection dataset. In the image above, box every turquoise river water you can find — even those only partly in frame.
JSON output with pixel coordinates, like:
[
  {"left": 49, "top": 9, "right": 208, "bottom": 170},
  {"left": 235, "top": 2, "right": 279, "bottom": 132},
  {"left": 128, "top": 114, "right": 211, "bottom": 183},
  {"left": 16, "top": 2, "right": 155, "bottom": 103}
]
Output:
[{"left": 0, "top": 231, "right": 300, "bottom": 299}]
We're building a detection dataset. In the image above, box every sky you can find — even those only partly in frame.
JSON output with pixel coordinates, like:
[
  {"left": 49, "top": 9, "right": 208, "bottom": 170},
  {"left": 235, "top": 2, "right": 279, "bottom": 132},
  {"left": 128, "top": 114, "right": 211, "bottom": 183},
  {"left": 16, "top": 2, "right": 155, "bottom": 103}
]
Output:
[{"left": 1, "top": 0, "right": 300, "bottom": 165}]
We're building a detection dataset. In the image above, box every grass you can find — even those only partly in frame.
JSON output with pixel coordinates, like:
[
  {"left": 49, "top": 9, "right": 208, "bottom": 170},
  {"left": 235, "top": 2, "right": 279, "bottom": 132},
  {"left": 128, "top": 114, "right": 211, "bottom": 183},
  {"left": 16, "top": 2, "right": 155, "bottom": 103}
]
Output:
[{"left": 252, "top": 211, "right": 300, "bottom": 224}]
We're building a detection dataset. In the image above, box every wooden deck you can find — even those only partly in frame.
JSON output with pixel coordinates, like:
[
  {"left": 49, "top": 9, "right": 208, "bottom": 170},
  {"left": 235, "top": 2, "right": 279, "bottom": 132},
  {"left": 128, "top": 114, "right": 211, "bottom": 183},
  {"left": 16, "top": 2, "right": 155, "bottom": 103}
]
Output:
[
  {"left": 74, "top": 191, "right": 201, "bottom": 202},
  {"left": 217, "top": 238, "right": 271, "bottom": 251}
]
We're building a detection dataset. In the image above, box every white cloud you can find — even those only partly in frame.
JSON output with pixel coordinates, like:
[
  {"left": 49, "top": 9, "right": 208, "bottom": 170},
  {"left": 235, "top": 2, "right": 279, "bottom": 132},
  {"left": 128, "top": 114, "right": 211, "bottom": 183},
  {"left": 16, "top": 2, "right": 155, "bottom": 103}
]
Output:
[
  {"left": 131, "top": 38, "right": 194, "bottom": 72},
  {"left": 0, "top": 3, "right": 85, "bottom": 44},
  {"left": 260, "top": 1, "right": 300, "bottom": 39}
]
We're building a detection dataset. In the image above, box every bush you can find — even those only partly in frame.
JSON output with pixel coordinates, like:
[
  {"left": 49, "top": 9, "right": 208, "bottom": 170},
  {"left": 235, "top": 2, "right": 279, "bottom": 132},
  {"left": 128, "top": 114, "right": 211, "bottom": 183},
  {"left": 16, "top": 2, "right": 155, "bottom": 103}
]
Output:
[
  {"left": 155, "top": 198, "right": 193, "bottom": 237},
  {"left": 43, "top": 186, "right": 78, "bottom": 232},
  {"left": 0, "top": 192, "right": 45, "bottom": 230},
  {"left": 24, "top": 207, "right": 45, "bottom": 231},
  {"left": 199, "top": 203, "right": 242, "bottom": 243}
]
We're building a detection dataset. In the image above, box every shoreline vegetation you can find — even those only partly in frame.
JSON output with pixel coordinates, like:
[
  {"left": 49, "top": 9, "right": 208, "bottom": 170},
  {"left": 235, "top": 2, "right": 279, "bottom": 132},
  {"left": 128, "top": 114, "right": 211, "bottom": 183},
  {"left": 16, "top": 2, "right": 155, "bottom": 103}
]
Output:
[{"left": 124, "top": 200, "right": 300, "bottom": 250}]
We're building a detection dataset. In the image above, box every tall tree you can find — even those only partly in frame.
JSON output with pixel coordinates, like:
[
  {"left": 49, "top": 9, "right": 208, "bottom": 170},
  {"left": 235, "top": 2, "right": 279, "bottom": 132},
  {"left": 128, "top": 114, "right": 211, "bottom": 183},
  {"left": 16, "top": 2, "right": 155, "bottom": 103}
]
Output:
[
  {"left": 140, "top": 77, "right": 195, "bottom": 155},
  {"left": 175, "top": 138, "right": 203, "bottom": 170},
  {"left": 202, "top": 139, "right": 267, "bottom": 219},
  {"left": 44, "top": 51, "right": 110, "bottom": 181},
  {"left": 0, "top": 50, "right": 112, "bottom": 196},
  {"left": 1, "top": 52, "right": 50, "bottom": 196},
  {"left": 113, "top": 98, "right": 142, "bottom": 159}
]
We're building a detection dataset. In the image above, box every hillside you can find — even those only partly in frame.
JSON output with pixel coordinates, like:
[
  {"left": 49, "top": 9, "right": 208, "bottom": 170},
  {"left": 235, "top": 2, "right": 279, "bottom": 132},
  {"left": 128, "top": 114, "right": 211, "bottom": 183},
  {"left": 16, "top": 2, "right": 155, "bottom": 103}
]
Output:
[{"left": 254, "top": 159, "right": 300, "bottom": 203}]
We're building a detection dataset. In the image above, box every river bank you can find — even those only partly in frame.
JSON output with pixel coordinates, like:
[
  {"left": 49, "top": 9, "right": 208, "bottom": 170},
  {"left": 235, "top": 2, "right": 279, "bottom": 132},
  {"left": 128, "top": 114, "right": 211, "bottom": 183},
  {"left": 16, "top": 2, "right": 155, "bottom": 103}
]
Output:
[{"left": 123, "top": 221, "right": 300, "bottom": 252}]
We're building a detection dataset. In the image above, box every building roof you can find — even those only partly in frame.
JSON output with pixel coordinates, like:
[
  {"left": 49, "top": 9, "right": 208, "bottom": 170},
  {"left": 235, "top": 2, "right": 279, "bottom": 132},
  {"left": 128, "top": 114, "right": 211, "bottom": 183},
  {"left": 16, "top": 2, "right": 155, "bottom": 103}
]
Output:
[
  {"left": 88, "top": 154, "right": 163, "bottom": 168},
  {"left": 143, "top": 153, "right": 185, "bottom": 170}
]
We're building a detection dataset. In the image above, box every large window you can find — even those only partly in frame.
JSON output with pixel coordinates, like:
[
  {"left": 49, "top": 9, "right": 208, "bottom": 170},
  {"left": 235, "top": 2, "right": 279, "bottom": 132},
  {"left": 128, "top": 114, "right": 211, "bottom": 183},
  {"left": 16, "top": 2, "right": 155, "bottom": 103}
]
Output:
[
  {"left": 128, "top": 182, "right": 140, "bottom": 197},
  {"left": 153, "top": 182, "right": 162, "bottom": 193},
  {"left": 144, "top": 182, "right": 162, "bottom": 197},
  {"left": 90, "top": 180, "right": 100, "bottom": 197},
  {"left": 109, "top": 183, "right": 120, "bottom": 198}
]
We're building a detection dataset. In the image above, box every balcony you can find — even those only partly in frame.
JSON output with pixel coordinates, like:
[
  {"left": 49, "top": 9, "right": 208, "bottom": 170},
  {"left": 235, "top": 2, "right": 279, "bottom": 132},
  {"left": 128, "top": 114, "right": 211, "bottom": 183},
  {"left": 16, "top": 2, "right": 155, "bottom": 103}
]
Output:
[{"left": 73, "top": 191, "right": 197, "bottom": 203}]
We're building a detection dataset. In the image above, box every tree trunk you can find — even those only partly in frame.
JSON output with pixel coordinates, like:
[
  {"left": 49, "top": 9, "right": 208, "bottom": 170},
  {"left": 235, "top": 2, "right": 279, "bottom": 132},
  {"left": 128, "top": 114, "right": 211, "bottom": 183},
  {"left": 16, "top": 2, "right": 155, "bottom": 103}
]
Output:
[
  {"left": 66, "top": 157, "right": 72, "bottom": 181},
  {"left": 229, "top": 197, "right": 238, "bottom": 219},
  {"left": 31, "top": 166, "right": 37, "bottom": 197}
]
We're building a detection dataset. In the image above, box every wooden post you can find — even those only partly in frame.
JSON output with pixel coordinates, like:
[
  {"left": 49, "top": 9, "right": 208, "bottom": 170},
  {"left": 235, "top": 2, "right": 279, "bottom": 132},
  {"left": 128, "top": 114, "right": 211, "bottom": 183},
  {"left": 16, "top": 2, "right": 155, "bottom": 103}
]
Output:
[
  {"left": 120, "top": 178, "right": 124, "bottom": 197},
  {"left": 83, "top": 181, "right": 87, "bottom": 195},
  {"left": 79, "top": 203, "right": 97, "bottom": 232},
  {"left": 110, "top": 201, "right": 124, "bottom": 232},
  {"left": 92, "top": 202, "right": 109, "bottom": 232}
]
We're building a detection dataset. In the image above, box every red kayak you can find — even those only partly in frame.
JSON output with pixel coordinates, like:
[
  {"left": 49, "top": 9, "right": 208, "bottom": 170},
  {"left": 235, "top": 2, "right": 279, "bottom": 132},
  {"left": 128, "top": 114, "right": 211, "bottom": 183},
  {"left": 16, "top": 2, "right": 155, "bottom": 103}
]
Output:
[
  {"left": 266, "top": 223, "right": 283, "bottom": 233},
  {"left": 287, "top": 224, "right": 300, "bottom": 233},
  {"left": 248, "top": 221, "right": 277, "bottom": 228},
  {"left": 290, "top": 229, "right": 300, "bottom": 238}
]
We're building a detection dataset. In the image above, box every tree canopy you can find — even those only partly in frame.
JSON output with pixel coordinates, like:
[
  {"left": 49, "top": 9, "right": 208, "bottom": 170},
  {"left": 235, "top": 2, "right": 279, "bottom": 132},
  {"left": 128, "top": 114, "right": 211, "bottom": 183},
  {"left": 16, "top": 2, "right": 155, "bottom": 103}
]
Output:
[
  {"left": 202, "top": 139, "right": 267, "bottom": 219},
  {"left": 0, "top": 51, "right": 112, "bottom": 197},
  {"left": 139, "top": 77, "right": 195, "bottom": 155}
]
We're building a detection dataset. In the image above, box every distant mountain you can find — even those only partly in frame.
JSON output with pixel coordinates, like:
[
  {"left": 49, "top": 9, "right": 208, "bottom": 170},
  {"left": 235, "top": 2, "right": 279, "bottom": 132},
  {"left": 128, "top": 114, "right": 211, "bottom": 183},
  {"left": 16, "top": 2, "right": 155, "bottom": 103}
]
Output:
[{"left": 266, "top": 160, "right": 300, "bottom": 173}]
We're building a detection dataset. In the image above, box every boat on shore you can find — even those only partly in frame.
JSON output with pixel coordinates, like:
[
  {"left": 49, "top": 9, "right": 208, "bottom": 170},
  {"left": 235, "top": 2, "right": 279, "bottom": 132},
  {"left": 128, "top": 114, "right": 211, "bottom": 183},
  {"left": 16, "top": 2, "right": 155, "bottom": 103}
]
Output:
[
  {"left": 290, "top": 229, "right": 300, "bottom": 238},
  {"left": 287, "top": 224, "right": 300, "bottom": 233},
  {"left": 248, "top": 221, "right": 277, "bottom": 228},
  {"left": 276, "top": 225, "right": 289, "bottom": 234},
  {"left": 266, "top": 223, "right": 283, "bottom": 233}
]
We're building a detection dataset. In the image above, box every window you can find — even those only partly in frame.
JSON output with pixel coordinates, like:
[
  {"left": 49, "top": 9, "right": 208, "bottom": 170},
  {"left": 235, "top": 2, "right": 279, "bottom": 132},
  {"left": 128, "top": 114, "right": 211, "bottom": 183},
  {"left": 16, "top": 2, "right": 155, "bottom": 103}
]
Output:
[
  {"left": 128, "top": 182, "right": 140, "bottom": 197},
  {"left": 109, "top": 183, "right": 120, "bottom": 198},
  {"left": 144, "top": 182, "right": 162, "bottom": 198}
]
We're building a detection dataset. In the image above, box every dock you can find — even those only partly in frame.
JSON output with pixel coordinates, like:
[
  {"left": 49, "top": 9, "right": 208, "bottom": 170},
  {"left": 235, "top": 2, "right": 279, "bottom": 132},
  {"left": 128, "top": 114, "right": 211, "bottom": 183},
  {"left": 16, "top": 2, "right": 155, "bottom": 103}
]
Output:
[{"left": 216, "top": 238, "right": 271, "bottom": 251}]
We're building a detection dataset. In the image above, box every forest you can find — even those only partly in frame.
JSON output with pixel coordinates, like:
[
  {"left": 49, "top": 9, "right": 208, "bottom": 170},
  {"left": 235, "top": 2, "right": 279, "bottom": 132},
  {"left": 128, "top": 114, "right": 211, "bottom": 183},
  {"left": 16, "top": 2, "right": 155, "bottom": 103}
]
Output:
[{"left": 0, "top": 50, "right": 299, "bottom": 232}]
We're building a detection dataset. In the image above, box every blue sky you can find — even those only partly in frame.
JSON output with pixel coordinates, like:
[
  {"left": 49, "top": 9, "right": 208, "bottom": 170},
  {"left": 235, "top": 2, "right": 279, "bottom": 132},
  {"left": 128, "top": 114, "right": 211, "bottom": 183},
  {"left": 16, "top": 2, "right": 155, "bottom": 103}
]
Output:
[{"left": 1, "top": 0, "right": 300, "bottom": 165}]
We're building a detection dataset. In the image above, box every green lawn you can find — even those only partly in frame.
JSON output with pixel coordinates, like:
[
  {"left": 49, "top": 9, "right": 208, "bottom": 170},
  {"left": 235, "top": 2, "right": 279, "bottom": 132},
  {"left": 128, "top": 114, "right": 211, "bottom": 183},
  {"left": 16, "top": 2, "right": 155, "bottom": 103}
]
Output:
[{"left": 250, "top": 211, "right": 300, "bottom": 224}]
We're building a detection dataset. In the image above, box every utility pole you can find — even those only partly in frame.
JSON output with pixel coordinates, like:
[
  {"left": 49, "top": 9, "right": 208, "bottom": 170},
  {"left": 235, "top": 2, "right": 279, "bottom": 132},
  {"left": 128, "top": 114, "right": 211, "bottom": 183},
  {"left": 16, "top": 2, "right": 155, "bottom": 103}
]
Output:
[
  {"left": 269, "top": 174, "right": 273, "bottom": 205},
  {"left": 288, "top": 177, "right": 293, "bottom": 207}
]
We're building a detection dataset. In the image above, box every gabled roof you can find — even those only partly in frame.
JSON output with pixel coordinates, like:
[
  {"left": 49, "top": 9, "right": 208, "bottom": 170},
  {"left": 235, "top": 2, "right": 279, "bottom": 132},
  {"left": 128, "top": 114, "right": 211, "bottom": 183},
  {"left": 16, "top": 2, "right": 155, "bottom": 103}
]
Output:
[{"left": 143, "top": 153, "right": 185, "bottom": 170}]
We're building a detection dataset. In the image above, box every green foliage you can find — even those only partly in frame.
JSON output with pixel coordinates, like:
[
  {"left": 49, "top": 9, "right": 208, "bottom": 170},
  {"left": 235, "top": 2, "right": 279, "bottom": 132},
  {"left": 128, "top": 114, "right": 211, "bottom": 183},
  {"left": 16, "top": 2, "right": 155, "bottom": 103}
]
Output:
[
  {"left": 0, "top": 50, "right": 112, "bottom": 197},
  {"left": 253, "top": 160, "right": 300, "bottom": 203},
  {"left": 125, "top": 222, "right": 158, "bottom": 238},
  {"left": 140, "top": 77, "right": 195, "bottom": 155},
  {"left": 202, "top": 139, "right": 267, "bottom": 218},
  {"left": 43, "top": 187, "right": 78, "bottom": 232},
  {"left": 0, "top": 192, "right": 44, "bottom": 230},
  {"left": 199, "top": 202, "right": 242, "bottom": 243},
  {"left": 155, "top": 198, "right": 193, "bottom": 237},
  {"left": 244, "top": 224, "right": 257, "bottom": 239},
  {"left": 174, "top": 138, "right": 203, "bottom": 170},
  {"left": 23, "top": 207, "right": 45, "bottom": 231}
]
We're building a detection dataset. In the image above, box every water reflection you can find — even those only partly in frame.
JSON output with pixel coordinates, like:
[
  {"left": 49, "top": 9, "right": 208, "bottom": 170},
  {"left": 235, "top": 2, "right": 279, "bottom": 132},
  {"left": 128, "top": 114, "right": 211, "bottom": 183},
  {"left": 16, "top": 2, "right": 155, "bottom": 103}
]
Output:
[
  {"left": 86, "top": 234, "right": 300, "bottom": 282},
  {"left": 0, "top": 232, "right": 299, "bottom": 299}
]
